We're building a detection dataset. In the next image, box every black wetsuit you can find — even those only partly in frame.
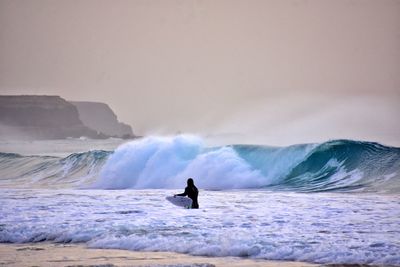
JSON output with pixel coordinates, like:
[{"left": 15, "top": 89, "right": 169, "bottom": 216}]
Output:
[{"left": 177, "top": 186, "right": 199, "bottom": 209}]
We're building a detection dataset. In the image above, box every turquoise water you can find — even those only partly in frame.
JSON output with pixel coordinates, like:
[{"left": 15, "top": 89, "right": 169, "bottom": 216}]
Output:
[
  {"left": 1, "top": 136, "right": 399, "bottom": 192},
  {"left": 1, "top": 136, "right": 399, "bottom": 265}
]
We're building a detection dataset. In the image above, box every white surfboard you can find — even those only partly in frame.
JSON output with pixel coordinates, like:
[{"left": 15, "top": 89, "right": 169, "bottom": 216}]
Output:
[{"left": 166, "top": 196, "right": 192, "bottom": 208}]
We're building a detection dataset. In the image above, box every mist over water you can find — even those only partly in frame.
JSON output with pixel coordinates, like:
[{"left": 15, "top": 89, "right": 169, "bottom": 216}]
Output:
[
  {"left": 1, "top": 1, "right": 399, "bottom": 264},
  {"left": 206, "top": 95, "right": 400, "bottom": 147}
]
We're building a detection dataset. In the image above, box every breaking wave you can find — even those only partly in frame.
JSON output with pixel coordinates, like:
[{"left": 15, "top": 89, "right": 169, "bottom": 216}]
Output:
[{"left": 1, "top": 135, "right": 399, "bottom": 193}]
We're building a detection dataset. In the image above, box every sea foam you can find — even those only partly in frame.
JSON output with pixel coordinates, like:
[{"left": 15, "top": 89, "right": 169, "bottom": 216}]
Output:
[
  {"left": 1, "top": 189, "right": 400, "bottom": 265},
  {"left": 93, "top": 135, "right": 266, "bottom": 189},
  {"left": 1, "top": 135, "right": 399, "bottom": 192}
]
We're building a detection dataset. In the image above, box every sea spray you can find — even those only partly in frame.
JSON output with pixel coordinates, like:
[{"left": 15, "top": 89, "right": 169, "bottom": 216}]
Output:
[
  {"left": 2, "top": 137, "right": 400, "bottom": 266},
  {"left": 90, "top": 136, "right": 400, "bottom": 192},
  {"left": 93, "top": 135, "right": 266, "bottom": 189},
  {"left": 0, "top": 135, "right": 399, "bottom": 192}
]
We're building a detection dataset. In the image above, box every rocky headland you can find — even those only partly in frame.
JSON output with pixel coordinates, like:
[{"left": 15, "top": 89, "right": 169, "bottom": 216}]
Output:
[
  {"left": 0, "top": 95, "right": 135, "bottom": 140},
  {"left": 71, "top": 101, "right": 134, "bottom": 139}
]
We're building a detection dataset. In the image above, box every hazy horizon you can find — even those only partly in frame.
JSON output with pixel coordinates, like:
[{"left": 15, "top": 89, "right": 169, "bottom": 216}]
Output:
[{"left": 1, "top": 0, "right": 399, "bottom": 146}]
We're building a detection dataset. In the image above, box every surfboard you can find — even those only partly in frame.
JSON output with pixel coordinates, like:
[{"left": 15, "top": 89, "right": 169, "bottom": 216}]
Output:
[{"left": 166, "top": 196, "right": 192, "bottom": 208}]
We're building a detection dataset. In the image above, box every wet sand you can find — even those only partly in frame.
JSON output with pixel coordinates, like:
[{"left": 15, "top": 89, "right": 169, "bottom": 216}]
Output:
[{"left": 0, "top": 243, "right": 318, "bottom": 267}]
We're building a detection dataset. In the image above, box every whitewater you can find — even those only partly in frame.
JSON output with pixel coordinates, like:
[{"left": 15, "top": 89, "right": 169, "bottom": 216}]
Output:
[{"left": 1, "top": 135, "right": 400, "bottom": 265}]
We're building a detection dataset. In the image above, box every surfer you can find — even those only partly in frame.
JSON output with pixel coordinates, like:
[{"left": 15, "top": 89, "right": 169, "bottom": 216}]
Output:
[{"left": 175, "top": 178, "right": 199, "bottom": 209}]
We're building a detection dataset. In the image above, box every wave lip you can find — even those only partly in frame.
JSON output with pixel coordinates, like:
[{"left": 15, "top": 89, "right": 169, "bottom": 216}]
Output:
[
  {"left": 91, "top": 136, "right": 400, "bottom": 193},
  {"left": 278, "top": 140, "right": 400, "bottom": 193},
  {"left": 1, "top": 136, "right": 399, "bottom": 193}
]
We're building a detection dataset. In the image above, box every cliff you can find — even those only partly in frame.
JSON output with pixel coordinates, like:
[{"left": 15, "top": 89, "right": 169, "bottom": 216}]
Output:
[
  {"left": 0, "top": 95, "right": 106, "bottom": 140},
  {"left": 70, "top": 101, "right": 134, "bottom": 138}
]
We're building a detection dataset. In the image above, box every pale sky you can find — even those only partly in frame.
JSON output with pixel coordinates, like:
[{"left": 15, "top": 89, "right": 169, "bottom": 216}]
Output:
[{"left": 0, "top": 0, "right": 399, "bottom": 146}]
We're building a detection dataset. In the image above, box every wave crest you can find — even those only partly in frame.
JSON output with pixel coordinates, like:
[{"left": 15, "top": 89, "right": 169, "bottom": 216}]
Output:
[
  {"left": 1, "top": 136, "right": 399, "bottom": 192},
  {"left": 0, "top": 150, "right": 110, "bottom": 188}
]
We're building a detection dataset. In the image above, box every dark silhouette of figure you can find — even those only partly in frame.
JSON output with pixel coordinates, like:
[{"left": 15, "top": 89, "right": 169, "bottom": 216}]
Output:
[{"left": 175, "top": 178, "right": 199, "bottom": 209}]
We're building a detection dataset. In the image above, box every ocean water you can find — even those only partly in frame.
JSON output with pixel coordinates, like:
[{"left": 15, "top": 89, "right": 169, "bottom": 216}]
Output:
[{"left": 1, "top": 135, "right": 400, "bottom": 265}]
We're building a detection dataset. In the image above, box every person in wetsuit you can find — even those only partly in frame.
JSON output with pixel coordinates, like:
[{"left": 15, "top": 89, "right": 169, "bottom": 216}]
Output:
[{"left": 175, "top": 178, "right": 199, "bottom": 209}]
